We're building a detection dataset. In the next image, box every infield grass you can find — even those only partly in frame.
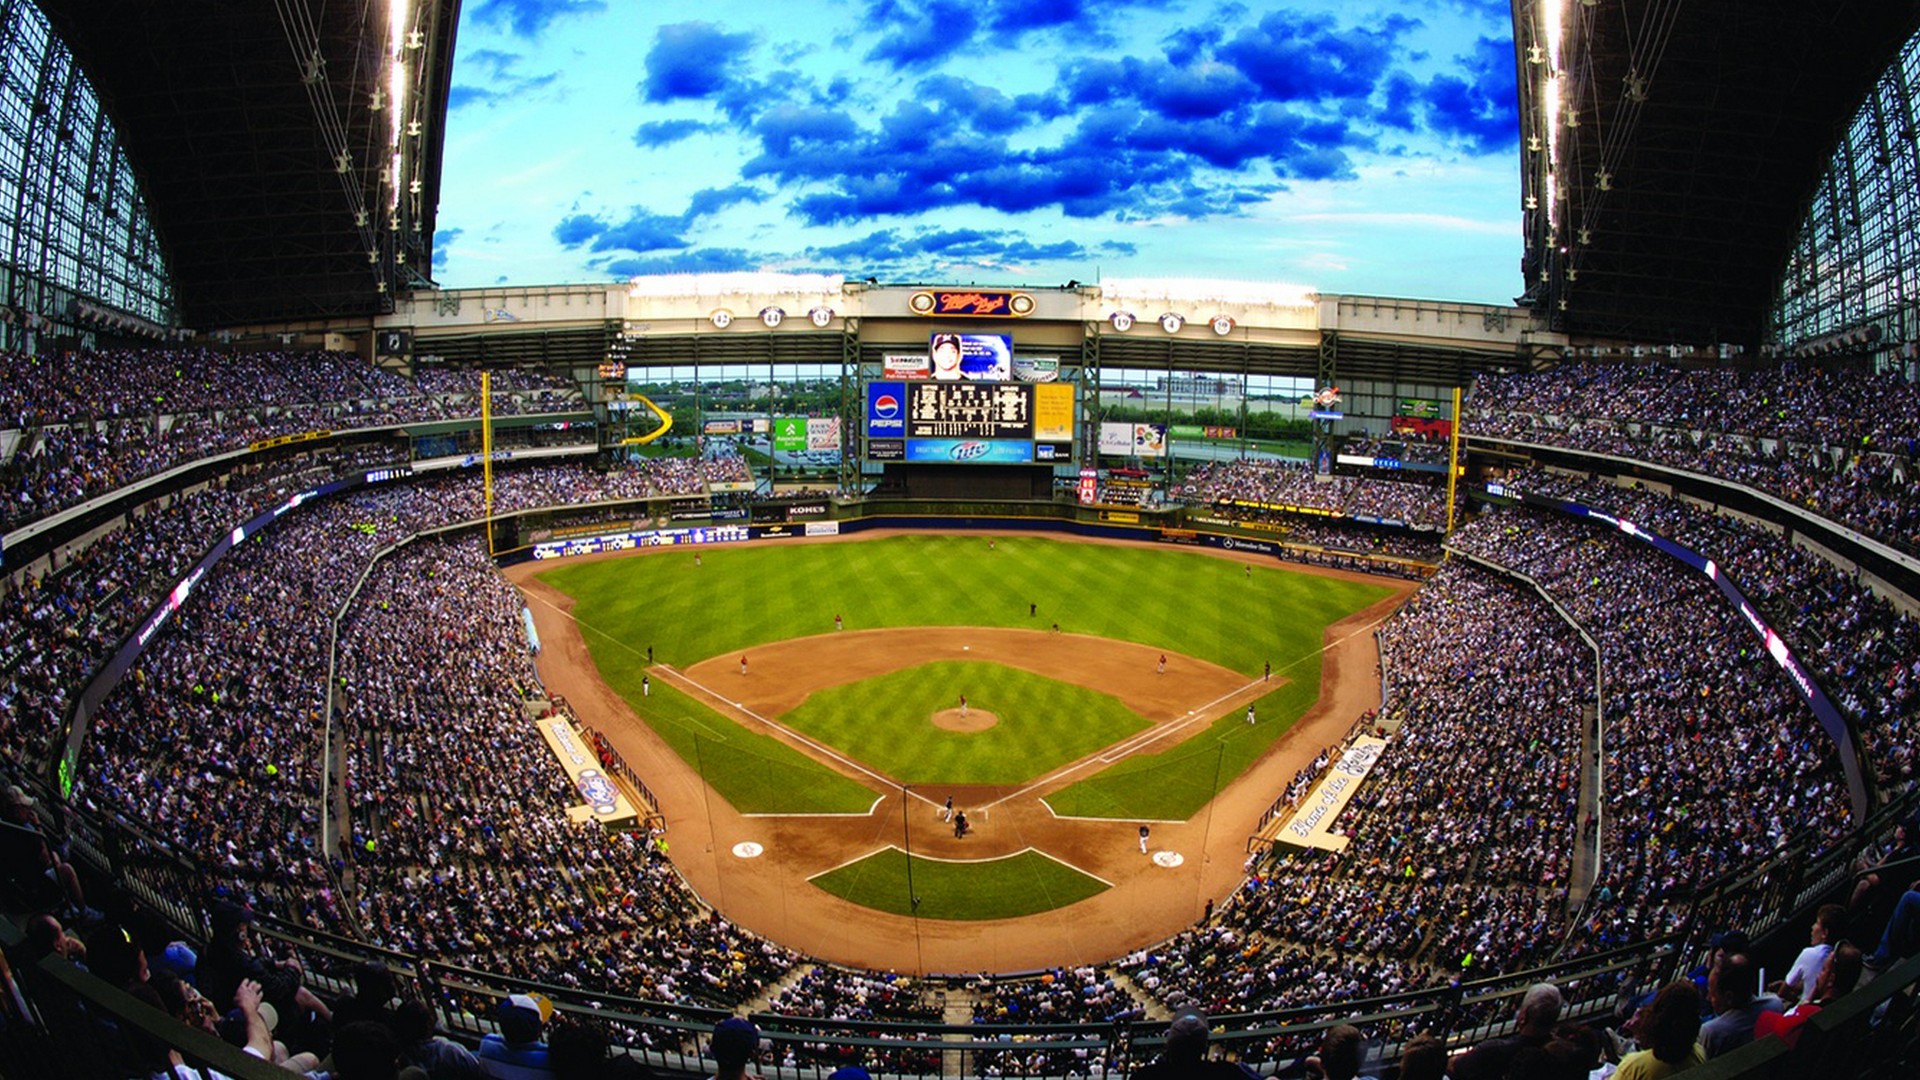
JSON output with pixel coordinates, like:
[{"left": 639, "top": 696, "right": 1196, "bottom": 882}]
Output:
[
  {"left": 781, "top": 661, "right": 1148, "bottom": 784},
  {"left": 810, "top": 847, "right": 1108, "bottom": 920},
  {"left": 538, "top": 535, "right": 1394, "bottom": 817}
]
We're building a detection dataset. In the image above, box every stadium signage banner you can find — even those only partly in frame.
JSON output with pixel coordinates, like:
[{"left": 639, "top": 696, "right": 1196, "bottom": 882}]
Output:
[
  {"left": 908, "top": 289, "right": 1036, "bottom": 318},
  {"left": 1398, "top": 398, "right": 1443, "bottom": 418},
  {"left": 884, "top": 353, "right": 930, "bottom": 379},
  {"left": 908, "top": 382, "right": 1034, "bottom": 439},
  {"left": 530, "top": 524, "right": 751, "bottom": 560},
  {"left": 806, "top": 417, "right": 841, "bottom": 450},
  {"left": 703, "top": 419, "right": 742, "bottom": 435},
  {"left": 1279, "top": 736, "right": 1387, "bottom": 851},
  {"left": 804, "top": 521, "right": 840, "bottom": 536},
  {"left": 1034, "top": 442, "right": 1071, "bottom": 462},
  {"left": 248, "top": 429, "right": 333, "bottom": 452},
  {"left": 1204, "top": 535, "right": 1279, "bottom": 556},
  {"left": 866, "top": 381, "right": 905, "bottom": 436},
  {"left": 1032, "top": 382, "right": 1074, "bottom": 441},
  {"left": 1098, "top": 422, "right": 1167, "bottom": 457},
  {"left": 788, "top": 501, "right": 831, "bottom": 518},
  {"left": 867, "top": 438, "right": 905, "bottom": 461},
  {"left": 1012, "top": 355, "right": 1059, "bottom": 382},
  {"left": 773, "top": 417, "right": 807, "bottom": 451},
  {"left": 1078, "top": 467, "right": 1097, "bottom": 504},
  {"left": 906, "top": 438, "right": 1034, "bottom": 464},
  {"left": 753, "top": 523, "right": 802, "bottom": 539},
  {"left": 535, "top": 715, "right": 638, "bottom": 828}
]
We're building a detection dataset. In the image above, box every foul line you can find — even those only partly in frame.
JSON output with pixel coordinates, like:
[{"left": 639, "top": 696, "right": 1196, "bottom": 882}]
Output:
[
  {"left": 978, "top": 608, "right": 1401, "bottom": 814},
  {"left": 522, "top": 588, "right": 905, "bottom": 814},
  {"left": 806, "top": 844, "right": 1115, "bottom": 889}
]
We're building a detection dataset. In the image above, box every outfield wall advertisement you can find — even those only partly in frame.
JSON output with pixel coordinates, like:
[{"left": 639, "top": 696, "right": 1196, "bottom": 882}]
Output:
[{"left": 1099, "top": 422, "right": 1167, "bottom": 457}]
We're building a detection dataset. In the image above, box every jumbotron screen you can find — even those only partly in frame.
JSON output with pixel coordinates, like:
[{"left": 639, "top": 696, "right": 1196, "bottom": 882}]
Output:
[{"left": 866, "top": 380, "right": 1073, "bottom": 464}]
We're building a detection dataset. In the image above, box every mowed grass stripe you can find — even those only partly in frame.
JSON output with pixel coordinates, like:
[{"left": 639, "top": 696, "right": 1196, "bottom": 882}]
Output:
[
  {"left": 782, "top": 661, "right": 1149, "bottom": 784},
  {"left": 540, "top": 535, "right": 1392, "bottom": 676},
  {"left": 537, "top": 535, "right": 1395, "bottom": 817},
  {"left": 811, "top": 847, "right": 1108, "bottom": 920},
  {"left": 1045, "top": 678, "right": 1322, "bottom": 821},
  {"left": 593, "top": 666, "right": 877, "bottom": 814}
]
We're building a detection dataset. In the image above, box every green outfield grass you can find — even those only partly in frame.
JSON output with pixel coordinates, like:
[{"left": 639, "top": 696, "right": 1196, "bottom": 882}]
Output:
[
  {"left": 1043, "top": 676, "right": 1322, "bottom": 820},
  {"left": 810, "top": 847, "right": 1108, "bottom": 920},
  {"left": 588, "top": 669, "right": 877, "bottom": 814},
  {"left": 538, "top": 535, "right": 1395, "bottom": 817},
  {"left": 781, "top": 661, "right": 1149, "bottom": 784}
]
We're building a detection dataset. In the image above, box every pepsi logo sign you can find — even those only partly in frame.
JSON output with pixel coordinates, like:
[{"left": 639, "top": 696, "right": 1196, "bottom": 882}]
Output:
[{"left": 874, "top": 394, "right": 899, "bottom": 418}]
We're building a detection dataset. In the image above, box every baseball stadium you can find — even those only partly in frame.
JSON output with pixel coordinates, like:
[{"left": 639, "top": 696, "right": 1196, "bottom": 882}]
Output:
[{"left": 1, "top": 2, "right": 1918, "bottom": 1078}]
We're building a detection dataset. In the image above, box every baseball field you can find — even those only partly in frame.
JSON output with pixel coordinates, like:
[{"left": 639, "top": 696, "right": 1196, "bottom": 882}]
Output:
[{"left": 514, "top": 532, "right": 1409, "bottom": 971}]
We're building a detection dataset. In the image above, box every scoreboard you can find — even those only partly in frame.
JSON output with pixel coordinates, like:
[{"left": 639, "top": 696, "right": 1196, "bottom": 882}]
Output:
[
  {"left": 907, "top": 382, "right": 1033, "bottom": 440},
  {"left": 867, "top": 379, "right": 1074, "bottom": 465}
]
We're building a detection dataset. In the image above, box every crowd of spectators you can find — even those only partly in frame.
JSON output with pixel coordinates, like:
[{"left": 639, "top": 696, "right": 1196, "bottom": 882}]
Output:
[
  {"left": 967, "top": 967, "right": 1141, "bottom": 1075},
  {"left": 1448, "top": 505, "right": 1852, "bottom": 954},
  {"left": 1117, "top": 561, "right": 1585, "bottom": 1027},
  {"left": 1491, "top": 467, "right": 1920, "bottom": 789},
  {"left": 1173, "top": 459, "right": 1452, "bottom": 527},
  {"left": 1464, "top": 360, "right": 1920, "bottom": 556},
  {"left": 764, "top": 964, "right": 944, "bottom": 1073},
  {"left": 0, "top": 347, "right": 585, "bottom": 532},
  {"left": 1342, "top": 433, "right": 1453, "bottom": 466}
]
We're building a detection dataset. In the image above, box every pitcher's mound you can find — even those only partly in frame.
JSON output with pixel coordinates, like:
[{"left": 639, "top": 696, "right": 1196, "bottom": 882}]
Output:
[{"left": 932, "top": 708, "right": 998, "bottom": 732}]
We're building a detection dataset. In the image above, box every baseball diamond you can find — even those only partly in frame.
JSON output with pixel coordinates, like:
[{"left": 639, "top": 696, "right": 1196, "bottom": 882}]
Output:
[{"left": 510, "top": 531, "right": 1407, "bottom": 972}]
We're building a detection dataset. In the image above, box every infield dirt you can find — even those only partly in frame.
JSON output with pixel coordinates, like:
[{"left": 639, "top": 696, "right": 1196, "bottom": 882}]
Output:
[{"left": 506, "top": 530, "right": 1411, "bottom": 974}]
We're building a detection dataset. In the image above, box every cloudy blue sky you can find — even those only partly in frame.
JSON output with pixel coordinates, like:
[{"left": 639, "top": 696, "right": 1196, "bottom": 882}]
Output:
[{"left": 434, "top": 0, "right": 1521, "bottom": 304}]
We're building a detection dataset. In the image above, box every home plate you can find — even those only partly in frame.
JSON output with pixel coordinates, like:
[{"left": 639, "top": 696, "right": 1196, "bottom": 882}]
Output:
[
  {"left": 1152, "top": 851, "right": 1184, "bottom": 868},
  {"left": 963, "top": 645, "right": 970, "bottom": 651},
  {"left": 732, "top": 842, "right": 765, "bottom": 859}
]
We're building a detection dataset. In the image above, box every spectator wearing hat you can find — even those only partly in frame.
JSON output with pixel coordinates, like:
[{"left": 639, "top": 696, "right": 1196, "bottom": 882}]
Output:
[
  {"left": 1449, "top": 982, "right": 1562, "bottom": 1080},
  {"left": 480, "top": 992, "right": 558, "bottom": 1079},
  {"left": 710, "top": 1017, "right": 761, "bottom": 1080},
  {"left": 1133, "top": 1012, "right": 1256, "bottom": 1079}
]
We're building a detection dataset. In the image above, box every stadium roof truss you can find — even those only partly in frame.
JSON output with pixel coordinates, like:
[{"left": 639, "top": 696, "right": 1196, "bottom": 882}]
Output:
[
  {"left": 1515, "top": 0, "right": 1920, "bottom": 348},
  {"left": 34, "top": 0, "right": 460, "bottom": 328}
]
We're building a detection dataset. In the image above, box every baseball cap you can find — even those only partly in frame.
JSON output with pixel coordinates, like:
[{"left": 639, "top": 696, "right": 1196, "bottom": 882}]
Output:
[
  {"left": 496, "top": 992, "right": 553, "bottom": 1044},
  {"left": 712, "top": 1017, "right": 760, "bottom": 1067},
  {"left": 1166, "top": 1013, "right": 1210, "bottom": 1057}
]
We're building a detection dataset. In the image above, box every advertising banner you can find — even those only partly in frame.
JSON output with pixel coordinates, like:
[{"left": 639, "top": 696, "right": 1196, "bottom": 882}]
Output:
[
  {"left": 866, "top": 381, "right": 905, "bottom": 436},
  {"left": 535, "top": 715, "right": 639, "bottom": 829},
  {"left": 806, "top": 417, "right": 841, "bottom": 450},
  {"left": 1099, "top": 422, "right": 1167, "bottom": 458},
  {"left": 1012, "top": 355, "right": 1059, "bottom": 382},
  {"left": 1032, "top": 382, "right": 1074, "bottom": 442},
  {"left": 1277, "top": 737, "right": 1388, "bottom": 852},
  {"left": 1078, "top": 467, "right": 1098, "bottom": 505},
  {"left": 804, "top": 521, "right": 841, "bottom": 537},
  {"left": 905, "top": 438, "right": 1035, "bottom": 464},
  {"left": 1034, "top": 442, "right": 1071, "bottom": 462},
  {"left": 884, "top": 353, "right": 930, "bottom": 379},
  {"left": 702, "top": 419, "right": 741, "bottom": 436},
  {"left": 1168, "top": 424, "right": 1204, "bottom": 439},
  {"left": 773, "top": 417, "right": 807, "bottom": 451},
  {"left": 754, "top": 523, "right": 802, "bottom": 539},
  {"left": 1398, "top": 398, "right": 1443, "bottom": 418},
  {"left": 909, "top": 289, "right": 1036, "bottom": 318},
  {"left": 867, "top": 439, "right": 905, "bottom": 460}
]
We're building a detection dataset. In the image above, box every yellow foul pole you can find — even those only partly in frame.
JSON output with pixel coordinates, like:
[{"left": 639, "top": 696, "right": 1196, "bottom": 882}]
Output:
[
  {"left": 1444, "top": 385, "right": 1462, "bottom": 535},
  {"left": 482, "top": 370, "right": 494, "bottom": 556}
]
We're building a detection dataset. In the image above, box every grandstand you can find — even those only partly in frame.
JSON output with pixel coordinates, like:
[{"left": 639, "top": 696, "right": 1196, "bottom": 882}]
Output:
[{"left": 1, "top": 2, "right": 1919, "bottom": 1079}]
